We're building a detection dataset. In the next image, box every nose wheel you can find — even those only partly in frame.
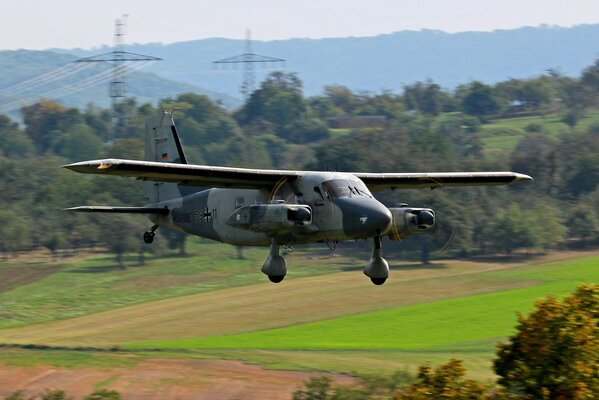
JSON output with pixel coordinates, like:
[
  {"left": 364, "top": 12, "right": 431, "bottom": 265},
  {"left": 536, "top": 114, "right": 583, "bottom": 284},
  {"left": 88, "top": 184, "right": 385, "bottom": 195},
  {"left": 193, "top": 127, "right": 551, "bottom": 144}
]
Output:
[
  {"left": 261, "top": 238, "right": 287, "bottom": 283},
  {"left": 143, "top": 225, "right": 159, "bottom": 244},
  {"left": 363, "top": 235, "right": 389, "bottom": 285}
]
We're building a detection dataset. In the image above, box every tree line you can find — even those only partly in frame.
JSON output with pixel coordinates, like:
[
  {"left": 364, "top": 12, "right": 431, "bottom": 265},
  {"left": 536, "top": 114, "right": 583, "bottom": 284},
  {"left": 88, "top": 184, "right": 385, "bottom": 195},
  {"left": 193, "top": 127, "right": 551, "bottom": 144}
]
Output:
[{"left": 3, "top": 59, "right": 599, "bottom": 263}]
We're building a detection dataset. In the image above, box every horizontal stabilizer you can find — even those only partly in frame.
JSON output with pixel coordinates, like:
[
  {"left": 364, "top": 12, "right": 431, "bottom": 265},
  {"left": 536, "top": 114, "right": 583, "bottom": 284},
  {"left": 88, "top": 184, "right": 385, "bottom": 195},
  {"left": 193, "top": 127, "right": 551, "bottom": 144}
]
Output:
[{"left": 63, "top": 206, "right": 169, "bottom": 215}]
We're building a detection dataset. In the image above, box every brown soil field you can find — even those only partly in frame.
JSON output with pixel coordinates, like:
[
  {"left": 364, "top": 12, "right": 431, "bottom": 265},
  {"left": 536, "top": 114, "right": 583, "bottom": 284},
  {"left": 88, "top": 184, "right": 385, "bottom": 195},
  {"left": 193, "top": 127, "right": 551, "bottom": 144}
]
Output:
[{"left": 0, "top": 358, "right": 354, "bottom": 400}]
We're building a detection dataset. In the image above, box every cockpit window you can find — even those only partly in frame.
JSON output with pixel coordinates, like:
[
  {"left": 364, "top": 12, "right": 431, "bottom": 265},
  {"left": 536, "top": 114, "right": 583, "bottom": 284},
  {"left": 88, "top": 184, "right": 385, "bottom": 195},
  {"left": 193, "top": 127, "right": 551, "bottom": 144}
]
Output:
[
  {"left": 322, "top": 180, "right": 351, "bottom": 198},
  {"left": 322, "top": 179, "right": 373, "bottom": 198},
  {"left": 349, "top": 178, "right": 373, "bottom": 198}
]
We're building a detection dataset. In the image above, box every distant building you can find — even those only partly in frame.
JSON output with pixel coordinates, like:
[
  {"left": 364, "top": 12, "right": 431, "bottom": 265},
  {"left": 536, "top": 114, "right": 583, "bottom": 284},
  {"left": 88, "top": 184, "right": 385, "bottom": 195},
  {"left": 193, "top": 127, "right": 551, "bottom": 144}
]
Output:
[{"left": 327, "top": 115, "right": 387, "bottom": 129}]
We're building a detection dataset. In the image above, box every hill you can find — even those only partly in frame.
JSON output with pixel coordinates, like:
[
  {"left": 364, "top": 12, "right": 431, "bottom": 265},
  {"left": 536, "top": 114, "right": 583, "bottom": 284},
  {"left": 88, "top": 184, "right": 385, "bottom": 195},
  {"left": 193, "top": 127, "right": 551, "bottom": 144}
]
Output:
[
  {"left": 0, "top": 50, "right": 239, "bottom": 114},
  {"left": 64, "top": 24, "right": 599, "bottom": 97},
  {"left": 5, "top": 25, "right": 599, "bottom": 111}
]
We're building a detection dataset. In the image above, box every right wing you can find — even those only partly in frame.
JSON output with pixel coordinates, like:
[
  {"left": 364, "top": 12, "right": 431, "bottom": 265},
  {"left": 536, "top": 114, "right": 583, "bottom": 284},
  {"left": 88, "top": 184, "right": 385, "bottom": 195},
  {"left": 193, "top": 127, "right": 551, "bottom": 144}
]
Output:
[
  {"left": 63, "top": 159, "right": 301, "bottom": 189},
  {"left": 62, "top": 206, "right": 169, "bottom": 214}
]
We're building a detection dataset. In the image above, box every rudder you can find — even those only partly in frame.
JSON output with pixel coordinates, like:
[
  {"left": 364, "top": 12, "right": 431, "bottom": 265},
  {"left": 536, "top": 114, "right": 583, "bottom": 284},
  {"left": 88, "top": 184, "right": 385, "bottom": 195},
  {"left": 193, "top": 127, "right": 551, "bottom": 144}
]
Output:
[{"left": 144, "top": 111, "right": 188, "bottom": 203}]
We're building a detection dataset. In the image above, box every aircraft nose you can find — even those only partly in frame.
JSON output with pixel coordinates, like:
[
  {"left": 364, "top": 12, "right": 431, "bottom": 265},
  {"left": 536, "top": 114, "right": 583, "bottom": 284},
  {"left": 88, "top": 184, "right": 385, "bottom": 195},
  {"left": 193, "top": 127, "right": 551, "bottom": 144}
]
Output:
[{"left": 337, "top": 198, "right": 392, "bottom": 238}]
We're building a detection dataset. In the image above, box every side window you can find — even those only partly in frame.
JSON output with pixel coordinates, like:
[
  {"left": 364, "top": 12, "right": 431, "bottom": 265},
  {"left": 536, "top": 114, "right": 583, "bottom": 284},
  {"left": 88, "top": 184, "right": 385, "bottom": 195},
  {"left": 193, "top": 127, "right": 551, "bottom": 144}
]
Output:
[{"left": 313, "top": 187, "right": 325, "bottom": 206}]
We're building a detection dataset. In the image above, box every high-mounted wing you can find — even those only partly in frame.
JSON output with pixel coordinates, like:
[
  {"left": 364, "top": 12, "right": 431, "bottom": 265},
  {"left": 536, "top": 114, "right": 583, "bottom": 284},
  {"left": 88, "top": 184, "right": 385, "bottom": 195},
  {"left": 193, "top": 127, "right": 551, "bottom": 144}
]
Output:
[
  {"left": 64, "top": 159, "right": 532, "bottom": 191},
  {"left": 353, "top": 171, "right": 532, "bottom": 191},
  {"left": 62, "top": 206, "right": 169, "bottom": 214},
  {"left": 63, "top": 159, "right": 301, "bottom": 189}
]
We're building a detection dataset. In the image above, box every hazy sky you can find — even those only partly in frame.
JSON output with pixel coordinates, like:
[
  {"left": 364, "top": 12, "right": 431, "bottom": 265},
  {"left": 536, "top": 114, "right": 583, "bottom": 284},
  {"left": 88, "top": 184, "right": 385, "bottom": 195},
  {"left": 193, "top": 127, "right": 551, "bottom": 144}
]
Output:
[{"left": 1, "top": 0, "right": 598, "bottom": 50}]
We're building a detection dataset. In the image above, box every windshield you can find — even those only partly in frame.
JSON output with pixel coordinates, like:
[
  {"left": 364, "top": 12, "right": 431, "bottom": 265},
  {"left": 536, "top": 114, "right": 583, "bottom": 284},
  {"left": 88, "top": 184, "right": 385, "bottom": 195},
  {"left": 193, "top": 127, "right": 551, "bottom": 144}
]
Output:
[{"left": 323, "top": 179, "right": 373, "bottom": 199}]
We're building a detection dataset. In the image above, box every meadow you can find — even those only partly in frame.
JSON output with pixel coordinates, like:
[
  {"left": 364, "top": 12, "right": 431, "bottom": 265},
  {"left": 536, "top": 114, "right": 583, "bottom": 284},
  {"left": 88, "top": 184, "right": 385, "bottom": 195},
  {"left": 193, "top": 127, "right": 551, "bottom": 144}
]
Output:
[
  {"left": 0, "top": 240, "right": 596, "bottom": 379},
  {"left": 480, "top": 110, "right": 599, "bottom": 158}
]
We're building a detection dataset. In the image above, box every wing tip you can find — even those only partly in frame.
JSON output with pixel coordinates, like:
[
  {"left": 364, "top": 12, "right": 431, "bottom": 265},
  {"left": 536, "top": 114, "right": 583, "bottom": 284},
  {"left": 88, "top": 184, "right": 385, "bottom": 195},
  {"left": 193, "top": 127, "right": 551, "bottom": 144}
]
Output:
[{"left": 513, "top": 173, "right": 533, "bottom": 183}]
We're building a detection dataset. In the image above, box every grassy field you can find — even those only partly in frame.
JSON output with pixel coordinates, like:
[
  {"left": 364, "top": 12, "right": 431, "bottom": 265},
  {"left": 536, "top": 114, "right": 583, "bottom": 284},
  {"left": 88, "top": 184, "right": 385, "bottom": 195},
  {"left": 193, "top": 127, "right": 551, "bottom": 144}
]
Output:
[
  {"left": 0, "top": 239, "right": 348, "bottom": 329},
  {"left": 131, "top": 254, "right": 596, "bottom": 352},
  {"left": 0, "top": 244, "right": 596, "bottom": 379},
  {"left": 481, "top": 110, "right": 599, "bottom": 158}
]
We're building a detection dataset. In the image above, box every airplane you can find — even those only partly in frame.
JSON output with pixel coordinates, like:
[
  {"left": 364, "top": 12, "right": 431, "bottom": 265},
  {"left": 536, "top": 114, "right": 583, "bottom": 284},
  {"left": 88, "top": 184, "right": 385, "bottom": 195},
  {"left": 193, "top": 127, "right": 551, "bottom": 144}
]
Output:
[{"left": 63, "top": 111, "right": 532, "bottom": 285}]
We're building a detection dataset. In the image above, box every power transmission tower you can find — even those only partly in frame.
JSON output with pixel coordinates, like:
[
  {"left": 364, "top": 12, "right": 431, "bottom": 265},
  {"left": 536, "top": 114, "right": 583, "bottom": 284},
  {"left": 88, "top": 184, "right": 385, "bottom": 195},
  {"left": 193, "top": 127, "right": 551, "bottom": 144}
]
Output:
[
  {"left": 213, "top": 29, "right": 285, "bottom": 101},
  {"left": 76, "top": 15, "right": 161, "bottom": 143}
]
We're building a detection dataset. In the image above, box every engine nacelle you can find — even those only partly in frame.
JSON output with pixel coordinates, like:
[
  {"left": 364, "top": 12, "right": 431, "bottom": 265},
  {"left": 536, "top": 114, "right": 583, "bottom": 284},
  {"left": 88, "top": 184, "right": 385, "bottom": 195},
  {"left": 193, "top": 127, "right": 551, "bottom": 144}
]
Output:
[
  {"left": 225, "top": 202, "right": 312, "bottom": 233},
  {"left": 387, "top": 206, "right": 435, "bottom": 240}
]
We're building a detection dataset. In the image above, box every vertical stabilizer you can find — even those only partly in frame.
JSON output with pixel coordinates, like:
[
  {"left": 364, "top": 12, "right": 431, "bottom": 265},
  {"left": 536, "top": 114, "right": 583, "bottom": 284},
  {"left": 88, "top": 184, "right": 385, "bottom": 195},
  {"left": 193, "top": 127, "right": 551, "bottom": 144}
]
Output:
[{"left": 144, "top": 112, "right": 188, "bottom": 202}]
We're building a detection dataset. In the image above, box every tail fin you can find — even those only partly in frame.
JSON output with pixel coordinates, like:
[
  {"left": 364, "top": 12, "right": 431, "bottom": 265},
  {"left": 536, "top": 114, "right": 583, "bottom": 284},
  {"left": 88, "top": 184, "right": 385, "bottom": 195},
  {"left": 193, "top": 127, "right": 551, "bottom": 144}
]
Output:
[{"left": 144, "top": 111, "right": 188, "bottom": 203}]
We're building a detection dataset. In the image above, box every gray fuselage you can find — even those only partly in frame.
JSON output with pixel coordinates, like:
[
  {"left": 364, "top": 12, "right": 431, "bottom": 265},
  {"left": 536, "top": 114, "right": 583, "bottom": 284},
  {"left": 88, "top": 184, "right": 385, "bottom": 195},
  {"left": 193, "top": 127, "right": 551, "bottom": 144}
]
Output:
[{"left": 149, "top": 171, "right": 393, "bottom": 246}]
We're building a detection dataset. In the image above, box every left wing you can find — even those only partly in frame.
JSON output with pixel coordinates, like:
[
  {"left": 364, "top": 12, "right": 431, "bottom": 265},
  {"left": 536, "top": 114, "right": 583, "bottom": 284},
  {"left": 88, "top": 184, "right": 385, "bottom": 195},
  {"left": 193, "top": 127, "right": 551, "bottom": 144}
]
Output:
[{"left": 353, "top": 171, "right": 532, "bottom": 191}]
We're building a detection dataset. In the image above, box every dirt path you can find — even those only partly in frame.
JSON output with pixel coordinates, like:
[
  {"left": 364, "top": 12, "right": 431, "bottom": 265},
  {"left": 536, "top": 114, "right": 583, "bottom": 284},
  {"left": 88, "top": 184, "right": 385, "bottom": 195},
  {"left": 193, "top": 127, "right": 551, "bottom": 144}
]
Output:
[{"left": 0, "top": 358, "right": 353, "bottom": 400}]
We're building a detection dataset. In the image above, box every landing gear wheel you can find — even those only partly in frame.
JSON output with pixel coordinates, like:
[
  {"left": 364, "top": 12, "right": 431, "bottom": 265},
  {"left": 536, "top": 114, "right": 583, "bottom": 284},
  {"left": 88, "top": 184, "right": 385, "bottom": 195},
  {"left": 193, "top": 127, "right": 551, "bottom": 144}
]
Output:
[
  {"left": 261, "top": 238, "right": 287, "bottom": 283},
  {"left": 268, "top": 275, "right": 285, "bottom": 283},
  {"left": 370, "top": 277, "right": 387, "bottom": 285},
  {"left": 143, "top": 224, "right": 159, "bottom": 244},
  {"left": 363, "top": 235, "right": 389, "bottom": 285},
  {"left": 143, "top": 231, "right": 155, "bottom": 244}
]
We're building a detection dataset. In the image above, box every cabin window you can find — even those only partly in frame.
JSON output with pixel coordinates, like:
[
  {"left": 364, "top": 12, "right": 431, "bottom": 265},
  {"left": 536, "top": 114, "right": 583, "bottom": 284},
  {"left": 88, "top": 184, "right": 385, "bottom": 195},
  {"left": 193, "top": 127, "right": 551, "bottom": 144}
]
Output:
[{"left": 313, "top": 187, "right": 325, "bottom": 206}]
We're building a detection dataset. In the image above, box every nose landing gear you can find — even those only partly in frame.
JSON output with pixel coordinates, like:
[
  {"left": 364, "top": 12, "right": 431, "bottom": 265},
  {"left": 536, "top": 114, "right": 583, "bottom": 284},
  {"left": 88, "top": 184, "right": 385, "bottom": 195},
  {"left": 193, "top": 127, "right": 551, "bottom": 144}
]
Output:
[
  {"left": 363, "top": 235, "right": 389, "bottom": 285},
  {"left": 261, "top": 238, "right": 287, "bottom": 283}
]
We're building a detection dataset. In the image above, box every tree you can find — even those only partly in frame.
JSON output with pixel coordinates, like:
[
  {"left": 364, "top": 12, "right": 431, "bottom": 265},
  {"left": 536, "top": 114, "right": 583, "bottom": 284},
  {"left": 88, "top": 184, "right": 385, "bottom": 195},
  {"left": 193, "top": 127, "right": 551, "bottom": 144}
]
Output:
[
  {"left": 83, "top": 389, "right": 122, "bottom": 400},
  {"left": 52, "top": 123, "right": 103, "bottom": 161},
  {"left": 39, "top": 390, "right": 73, "bottom": 400},
  {"left": 460, "top": 81, "right": 502, "bottom": 121},
  {"left": 21, "top": 100, "right": 82, "bottom": 153},
  {"left": 4, "top": 391, "right": 35, "bottom": 400},
  {"left": 0, "top": 115, "right": 34, "bottom": 157},
  {"left": 161, "top": 229, "right": 188, "bottom": 257},
  {"left": 393, "top": 359, "right": 506, "bottom": 399},
  {"left": 494, "top": 285, "right": 599, "bottom": 400},
  {"left": 0, "top": 207, "right": 31, "bottom": 259},
  {"left": 403, "top": 80, "right": 449, "bottom": 115},
  {"left": 510, "top": 135, "right": 556, "bottom": 195},
  {"left": 580, "top": 58, "right": 599, "bottom": 102},
  {"left": 292, "top": 376, "right": 334, "bottom": 400},
  {"left": 486, "top": 204, "right": 535, "bottom": 254},
  {"left": 567, "top": 203, "right": 599, "bottom": 246},
  {"left": 97, "top": 213, "right": 146, "bottom": 269},
  {"left": 238, "top": 72, "right": 309, "bottom": 140}
]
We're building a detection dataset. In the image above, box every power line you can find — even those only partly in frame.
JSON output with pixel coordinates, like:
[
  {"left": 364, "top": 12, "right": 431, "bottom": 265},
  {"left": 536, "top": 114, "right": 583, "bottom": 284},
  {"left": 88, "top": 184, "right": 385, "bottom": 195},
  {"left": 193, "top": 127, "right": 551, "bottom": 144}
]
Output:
[
  {"left": 213, "top": 29, "right": 285, "bottom": 101},
  {"left": 76, "top": 15, "right": 161, "bottom": 143}
]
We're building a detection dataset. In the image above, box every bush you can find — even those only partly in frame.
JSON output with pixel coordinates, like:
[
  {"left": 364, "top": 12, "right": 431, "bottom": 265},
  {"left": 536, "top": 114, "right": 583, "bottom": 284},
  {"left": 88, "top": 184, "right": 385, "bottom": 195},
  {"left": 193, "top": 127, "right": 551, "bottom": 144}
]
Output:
[
  {"left": 524, "top": 122, "right": 543, "bottom": 133},
  {"left": 84, "top": 389, "right": 122, "bottom": 400},
  {"left": 494, "top": 285, "right": 599, "bottom": 399}
]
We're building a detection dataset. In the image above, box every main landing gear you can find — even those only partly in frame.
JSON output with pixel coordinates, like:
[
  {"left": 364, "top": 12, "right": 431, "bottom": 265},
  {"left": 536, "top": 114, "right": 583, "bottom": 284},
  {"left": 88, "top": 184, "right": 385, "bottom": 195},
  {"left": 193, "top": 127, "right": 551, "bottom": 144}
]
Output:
[
  {"left": 261, "top": 238, "right": 287, "bottom": 283},
  {"left": 143, "top": 225, "right": 159, "bottom": 244},
  {"left": 363, "top": 235, "right": 389, "bottom": 285}
]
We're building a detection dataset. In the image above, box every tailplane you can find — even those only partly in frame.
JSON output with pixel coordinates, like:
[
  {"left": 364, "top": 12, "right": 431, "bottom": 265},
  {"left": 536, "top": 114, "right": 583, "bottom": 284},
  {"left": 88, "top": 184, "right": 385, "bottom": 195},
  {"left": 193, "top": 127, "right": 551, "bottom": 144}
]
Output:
[{"left": 144, "top": 112, "right": 188, "bottom": 203}]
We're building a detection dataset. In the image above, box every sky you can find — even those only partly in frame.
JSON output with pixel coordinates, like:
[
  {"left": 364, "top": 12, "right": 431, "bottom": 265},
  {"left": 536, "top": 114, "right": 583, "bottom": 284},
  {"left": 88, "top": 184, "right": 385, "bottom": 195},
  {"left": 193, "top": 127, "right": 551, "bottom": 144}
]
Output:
[{"left": 1, "top": 0, "right": 598, "bottom": 50}]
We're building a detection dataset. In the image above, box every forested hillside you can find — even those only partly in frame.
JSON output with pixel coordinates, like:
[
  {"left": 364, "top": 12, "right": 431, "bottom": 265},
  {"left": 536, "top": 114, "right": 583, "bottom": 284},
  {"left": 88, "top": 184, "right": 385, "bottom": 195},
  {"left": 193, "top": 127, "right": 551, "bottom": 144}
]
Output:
[
  {"left": 67, "top": 24, "right": 599, "bottom": 97},
  {"left": 0, "top": 50, "right": 238, "bottom": 112},
  {"left": 3, "top": 58, "right": 599, "bottom": 264}
]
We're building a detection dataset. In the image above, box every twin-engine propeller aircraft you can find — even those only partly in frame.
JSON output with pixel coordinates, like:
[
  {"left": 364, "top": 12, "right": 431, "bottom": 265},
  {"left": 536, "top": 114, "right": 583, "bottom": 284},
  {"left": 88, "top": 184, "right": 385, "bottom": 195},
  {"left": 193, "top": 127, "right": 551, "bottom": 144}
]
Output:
[{"left": 64, "top": 112, "right": 532, "bottom": 285}]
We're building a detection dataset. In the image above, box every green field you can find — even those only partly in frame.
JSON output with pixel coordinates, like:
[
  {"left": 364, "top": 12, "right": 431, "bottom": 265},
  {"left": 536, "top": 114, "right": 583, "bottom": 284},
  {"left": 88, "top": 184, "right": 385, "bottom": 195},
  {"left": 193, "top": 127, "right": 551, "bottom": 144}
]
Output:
[
  {"left": 0, "top": 240, "right": 344, "bottom": 329},
  {"left": 132, "top": 255, "right": 596, "bottom": 352},
  {"left": 0, "top": 242, "right": 596, "bottom": 379},
  {"left": 480, "top": 110, "right": 599, "bottom": 157}
]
